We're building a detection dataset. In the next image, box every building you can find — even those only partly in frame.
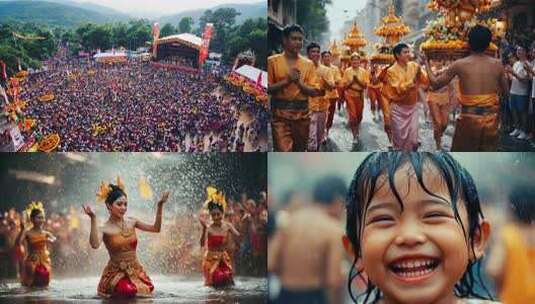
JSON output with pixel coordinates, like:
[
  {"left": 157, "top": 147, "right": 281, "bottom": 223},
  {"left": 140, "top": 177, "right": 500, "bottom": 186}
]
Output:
[{"left": 268, "top": 0, "right": 297, "bottom": 54}]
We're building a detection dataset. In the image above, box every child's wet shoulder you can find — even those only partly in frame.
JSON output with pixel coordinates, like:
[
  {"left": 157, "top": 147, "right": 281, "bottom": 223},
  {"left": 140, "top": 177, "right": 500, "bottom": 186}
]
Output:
[{"left": 464, "top": 299, "right": 502, "bottom": 304}]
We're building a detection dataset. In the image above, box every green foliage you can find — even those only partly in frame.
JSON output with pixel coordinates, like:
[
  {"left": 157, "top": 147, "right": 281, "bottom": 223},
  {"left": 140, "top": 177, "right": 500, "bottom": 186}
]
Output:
[
  {"left": 0, "top": 1, "right": 129, "bottom": 28},
  {"left": 0, "top": 22, "right": 57, "bottom": 76},
  {"left": 296, "top": 0, "right": 331, "bottom": 42},
  {"left": 178, "top": 17, "right": 193, "bottom": 34},
  {"left": 196, "top": 8, "right": 267, "bottom": 69},
  {"left": 160, "top": 23, "right": 176, "bottom": 37}
]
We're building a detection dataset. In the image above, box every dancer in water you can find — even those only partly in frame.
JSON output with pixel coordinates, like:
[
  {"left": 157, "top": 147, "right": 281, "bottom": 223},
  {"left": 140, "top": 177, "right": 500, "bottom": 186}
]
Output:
[
  {"left": 200, "top": 187, "right": 240, "bottom": 287},
  {"left": 82, "top": 177, "right": 169, "bottom": 298},
  {"left": 16, "top": 201, "right": 56, "bottom": 287}
]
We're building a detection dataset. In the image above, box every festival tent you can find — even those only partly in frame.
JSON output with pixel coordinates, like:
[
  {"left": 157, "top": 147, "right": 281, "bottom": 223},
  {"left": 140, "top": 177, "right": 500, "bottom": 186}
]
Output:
[{"left": 93, "top": 52, "right": 127, "bottom": 63}]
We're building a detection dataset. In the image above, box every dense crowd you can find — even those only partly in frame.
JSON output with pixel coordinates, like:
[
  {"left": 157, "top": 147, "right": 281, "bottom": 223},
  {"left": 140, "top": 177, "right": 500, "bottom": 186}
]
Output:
[{"left": 16, "top": 50, "right": 267, "bottom": 152}]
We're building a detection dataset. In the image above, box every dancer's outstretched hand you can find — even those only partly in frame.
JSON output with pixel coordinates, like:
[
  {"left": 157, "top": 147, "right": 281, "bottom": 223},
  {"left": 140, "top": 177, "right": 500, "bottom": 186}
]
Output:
[
  {"left": 199, "top": 215, "right": 207, "bottom": 228},
  {"left": 82, "top": 204, "right": 96, "bottom": 218},
  {"left": 158, "top": 191, "right": 170, "bottom": 205}
]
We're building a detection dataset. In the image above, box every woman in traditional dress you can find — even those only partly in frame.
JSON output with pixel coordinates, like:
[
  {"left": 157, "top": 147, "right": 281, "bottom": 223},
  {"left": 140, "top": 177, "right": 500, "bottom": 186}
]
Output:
[
  {"left": 82, "top": 177, "right": 169, "bottom": 298},
  {"left": 199, "top": 188, "right": 240, "bottom": 287},
  {"left": 16, "top": 202, "right": 56, "bottom": 287}
]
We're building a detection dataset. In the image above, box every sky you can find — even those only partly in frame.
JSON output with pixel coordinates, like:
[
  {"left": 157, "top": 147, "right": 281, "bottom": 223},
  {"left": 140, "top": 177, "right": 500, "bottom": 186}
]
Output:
[
  {"left": 326, "top": 0, "right": 367, "bottom": 40},
  {"left": 70, "top": 0, "right": 264, "bottom": 16}
]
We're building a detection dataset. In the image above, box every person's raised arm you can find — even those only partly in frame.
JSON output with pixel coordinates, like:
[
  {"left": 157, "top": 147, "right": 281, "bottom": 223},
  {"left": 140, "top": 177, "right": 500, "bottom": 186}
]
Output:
[
  {"left": 135, "top": 191, "right": 170, "bottom": 233},
  {"left": 82, "top": 204, "right": 100, "bottom": 249}
]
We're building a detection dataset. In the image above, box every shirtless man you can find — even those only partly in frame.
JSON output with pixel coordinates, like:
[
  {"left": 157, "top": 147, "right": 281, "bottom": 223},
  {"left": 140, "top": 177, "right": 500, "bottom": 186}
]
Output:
[
  {"left": 424, "top": 25, "right": 509, "bottom": 151},
  {"left": 268, "top": 176, "right": 347, "bottom": 304}
]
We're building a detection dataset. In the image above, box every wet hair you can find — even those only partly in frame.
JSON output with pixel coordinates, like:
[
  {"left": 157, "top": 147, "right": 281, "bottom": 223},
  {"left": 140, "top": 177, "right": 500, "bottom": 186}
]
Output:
[
  {"left": 468, "top": 25, "right": 492, "bottom": 53},
  {"left": 508, "top": 184, "right": 535, "bottom": 224},
  {"left": 313, "top": 175, "right": 347, "bottom": 206},
  {"left": 345, "top": 152, "right": 492, "bottom": 303},
  {"left": 392, "top": 43, "right": 409, "bottom": 60},
  {"left": 306, "top": 42, "right": 320, "bottom": 54},
  {"left": 30, "top": 208, "right": 43, "bottom": 219},
  {"left": 321, "top": 51, "right": 332, "bottom": 57},
  {"left": 207, "top": 201, "right": 224, "bottom": 213},
  {"left": 282, "top": 24, "right": 305, "bottom": 38},
  {"left": 105, "top": 184, "right": 127, "bottom": 206}
]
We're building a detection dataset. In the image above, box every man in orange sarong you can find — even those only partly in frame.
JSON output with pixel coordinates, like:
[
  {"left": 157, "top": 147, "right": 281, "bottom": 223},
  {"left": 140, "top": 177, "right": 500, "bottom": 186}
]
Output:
[
  {"left": 306, "top": 43, "right": 333, "bottom": 151},
  {"left": 368, "top": 63, "right": 383, "bottom": 122},
  {"left": 342, "top": 53, "right": 370, "bottom": 146},
  {"left": 323, "top": 51, "right": 342, "bottom": 142},
  {"left": 268, "top": 24, "right": 321, "bottom": 152},
  {"left": 382, "top": 43, "right": 429, "bottom": 151},
  {"left": 424, "top": 25, "right": 509, "bottom": 151}
]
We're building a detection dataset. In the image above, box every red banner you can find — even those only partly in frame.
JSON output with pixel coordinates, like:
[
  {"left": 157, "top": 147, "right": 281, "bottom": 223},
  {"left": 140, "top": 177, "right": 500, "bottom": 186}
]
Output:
[
  {"left": 199, "top": 23, "right": 214, "bottom": 66},
  {"left": 0, "top": 61, "right": 6, "bottom": 80}
]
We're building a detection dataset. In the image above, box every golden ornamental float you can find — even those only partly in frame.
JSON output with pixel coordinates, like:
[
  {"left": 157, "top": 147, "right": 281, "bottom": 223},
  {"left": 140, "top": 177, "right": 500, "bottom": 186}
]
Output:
[
  {"left": 344, "top": 21, "right": 367, "bottom": 53},
  {"left": 38, "top": 133, "right": 60, "bottom": 152},
  {"left": 422, "top": 0, "right": 497, "bottom": 60},
  {"left": 421, "top": 16, "right": 498, "bottom": 60},
  {"left": 371, "top": 5, "right": 410, "bottom": 65},
  {"left": 38, "top": 93, "right": 55, "bottom": 102}
]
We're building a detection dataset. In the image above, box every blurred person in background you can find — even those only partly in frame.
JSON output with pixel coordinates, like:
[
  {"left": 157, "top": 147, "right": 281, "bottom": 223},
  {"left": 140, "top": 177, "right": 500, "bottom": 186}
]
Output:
[
  {"left": 486, "top": 184, "right": 535, "bottom": 303},
  {"left": 268, "top": 175, "right": 347, "bottom": 304}
]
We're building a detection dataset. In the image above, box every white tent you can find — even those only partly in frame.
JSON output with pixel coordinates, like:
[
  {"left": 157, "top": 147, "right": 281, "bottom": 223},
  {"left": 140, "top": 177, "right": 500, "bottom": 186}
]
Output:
[{"left": 233, "top": 65, "right": 267, "bottom": 89}]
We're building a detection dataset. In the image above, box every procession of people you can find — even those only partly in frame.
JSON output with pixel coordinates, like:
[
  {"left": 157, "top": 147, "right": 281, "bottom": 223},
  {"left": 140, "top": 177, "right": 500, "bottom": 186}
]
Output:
[{"left": 268, "top": 2, "right": 535, "bottom": 152}]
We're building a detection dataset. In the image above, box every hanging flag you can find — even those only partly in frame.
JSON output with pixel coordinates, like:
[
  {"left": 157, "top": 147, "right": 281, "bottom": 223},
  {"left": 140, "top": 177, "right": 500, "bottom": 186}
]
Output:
[
  {"left": 138, "top": 177, "right": 153, "bottom": 200},
  {"left": 199, "top": 23, "right": 214, "bottom": 66},
  {"left": 0, "top": 61, "right": 6, "bottom": 80}
]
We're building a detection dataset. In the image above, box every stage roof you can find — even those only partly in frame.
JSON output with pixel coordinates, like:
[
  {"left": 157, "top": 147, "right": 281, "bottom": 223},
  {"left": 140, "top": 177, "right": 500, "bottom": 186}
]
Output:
[{"left": 156, "top": 33, "right": 202, "bottom": 50}]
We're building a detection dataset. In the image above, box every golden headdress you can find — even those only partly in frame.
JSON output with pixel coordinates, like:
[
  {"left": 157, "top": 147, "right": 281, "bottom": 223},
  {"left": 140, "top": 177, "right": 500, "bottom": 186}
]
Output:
[
  {"left": 204, "top": 186, "right": 227, "bottom": 212},
  {"left": 96, "top": 176, "right": 126, "bottom": 203},
  {"left": 25, "top": 201, "right": 45, "bottom": 218}
]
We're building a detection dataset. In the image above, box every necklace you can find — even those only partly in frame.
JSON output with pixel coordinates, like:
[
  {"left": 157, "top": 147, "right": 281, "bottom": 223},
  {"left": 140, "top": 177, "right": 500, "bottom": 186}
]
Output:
[{"left": 111, "top": 219, "right": 133, "bottom": 238}]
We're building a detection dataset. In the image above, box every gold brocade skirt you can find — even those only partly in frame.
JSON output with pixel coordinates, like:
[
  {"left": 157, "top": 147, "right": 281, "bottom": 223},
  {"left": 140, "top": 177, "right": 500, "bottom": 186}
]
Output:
[
  {"left": 97, "top": 252, "right": 154, "bottom": 298},
  {"left": 21, "top": 250, "right": 52, "bottom": 287},
  {"left": 202, "top": 250, "right": 233, "bottom": 286}
]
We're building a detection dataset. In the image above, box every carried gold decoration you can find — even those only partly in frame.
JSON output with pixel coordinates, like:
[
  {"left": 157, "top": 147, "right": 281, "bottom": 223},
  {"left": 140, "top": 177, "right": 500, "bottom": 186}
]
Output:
[
  {"left": 421, "top": 16, "right": 498, "bottom": 60},
  {"left": 37, "top": 133, "right": 60, "bottom": 152},
  {"left": 344, "top": 21, "right": 367, "bottom": 52},
  {"left": 38, "top": 93, "right": 55, "bottom": 102},
  {"left": 374, "top": 5, "right": 410, "bottom": 45},
  {"left": 422, "top": 0, "right": 498, "bottom": 60}
]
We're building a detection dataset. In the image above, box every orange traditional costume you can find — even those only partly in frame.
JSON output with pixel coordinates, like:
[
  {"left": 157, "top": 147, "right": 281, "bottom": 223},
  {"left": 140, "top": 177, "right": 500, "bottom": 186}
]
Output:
[
  {"left": 202, "top": 234, "right": 234, "bottom": 287},
  {"left": 342, "top": 66, "right": 370, "bottom": 129},
  {"left": 308, "top": 63, "right": 334, "bottom": 151},
  {"left": 368, "top": 75, "right": 383, "bottom": 117},
  {"left": 326, "top": 65, "right": 342, "bottom": 132},
  {"left": 382, "top": 61, "right": 429, "bottom": 150},
  {"left": 451, "top": 92, "right": 499, "bottom": 151},
  {"left": 496, "top": 224, "right": 535, "bottom": 303},
  {"left": 97, "top": 227, "right": 154, "bottom": 297},
  {"left": 21, "top": 232, "right": 52, "bottom": 287},
  {"left": 268, "top": 52, "right": 318, "bottom": 151}
]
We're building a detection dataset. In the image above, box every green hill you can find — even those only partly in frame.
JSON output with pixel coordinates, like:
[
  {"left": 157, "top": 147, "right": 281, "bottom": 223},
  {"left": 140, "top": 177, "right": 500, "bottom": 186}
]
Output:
[
  {"left": 0, "top": 1, "right": 130, "bottom": 27},
  {"left": 159, "top": 1, "right": 266, "bottom": 27}
]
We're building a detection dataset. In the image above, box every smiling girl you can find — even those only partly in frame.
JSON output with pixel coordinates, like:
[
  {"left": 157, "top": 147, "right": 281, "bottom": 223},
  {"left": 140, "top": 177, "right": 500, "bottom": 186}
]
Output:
[{"left": 343, "top": 152, "right": 499, "bottom": 304}]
